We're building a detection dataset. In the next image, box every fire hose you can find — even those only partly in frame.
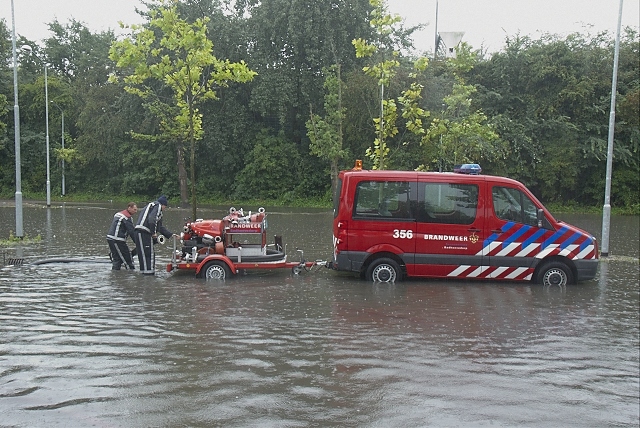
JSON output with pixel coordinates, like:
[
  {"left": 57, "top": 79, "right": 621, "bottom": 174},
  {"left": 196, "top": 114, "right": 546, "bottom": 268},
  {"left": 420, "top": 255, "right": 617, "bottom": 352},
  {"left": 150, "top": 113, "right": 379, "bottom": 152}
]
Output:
[
  {"left": 4, "top": 234, "right": 168, "bottom": 268},
  {"left": 3, "top": 257, "right": 112, "bottom": 266}
]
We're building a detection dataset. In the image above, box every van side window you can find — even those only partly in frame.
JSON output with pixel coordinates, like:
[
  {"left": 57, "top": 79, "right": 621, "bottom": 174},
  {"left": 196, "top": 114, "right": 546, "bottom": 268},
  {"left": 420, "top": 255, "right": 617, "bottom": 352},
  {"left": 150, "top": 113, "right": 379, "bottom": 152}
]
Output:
[
  {"left": 418, "top": 183, "right": 478, "bottom": 224},
  {"left": 492, "top": 186, "right": 538, "bottom": 226},
  {"left": 354, "top": 181, "right": 413, "bottom": 220}
]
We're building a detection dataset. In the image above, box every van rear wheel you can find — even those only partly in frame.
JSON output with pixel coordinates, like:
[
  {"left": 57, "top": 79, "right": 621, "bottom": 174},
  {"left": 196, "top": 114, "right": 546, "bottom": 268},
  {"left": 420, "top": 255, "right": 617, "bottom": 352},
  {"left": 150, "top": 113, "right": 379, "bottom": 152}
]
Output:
[
  {"left": 538, "top": 261, "right": 573, "bottom": 287},
  {"left": 366, "top": 258, "right": 401, "bottom": 282}
]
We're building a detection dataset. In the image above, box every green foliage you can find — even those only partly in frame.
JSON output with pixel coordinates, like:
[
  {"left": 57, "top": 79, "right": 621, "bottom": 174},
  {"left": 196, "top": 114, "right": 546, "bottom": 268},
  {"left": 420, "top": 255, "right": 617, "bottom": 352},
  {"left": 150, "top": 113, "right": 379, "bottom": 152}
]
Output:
[
  {"left": 353, "top": 1, "right": 431, "bottom": 170},
  {"left": 0, "top": 19, "right": 8, "bottom": 132},
  {"left": 392, "top": 44, "right": 501, "bottom": 172},
  {"left": 0, "top": 92, "right": 7, "bottom": 136},
  {"left": 0, "top": 7, "right": 638, "bottom": 212},
  {"left": 307, "top": 65, "right": 347, "bottom": 159},
  {"left": 109, "top": 0, "right": 256, "bottom": 218},
  {"left": 306, "top": 64, "right": 348, "bottom": 193},
  {"left": 352, "top": 0, "right": 403, "bottom": 170},
  {"left": 421, "top": 77, "right": 501, "bottom": 171},
  {"left": 398, "top": 58, "right": 430, "bottom": 137},
  {"left": 45, "top": 19, "right": 115, "bottom": 85},
  {"left": 233, "top": 130, "right": 302, "bottom": 200},
  {"left": 0, "top": 20, "right": 13, "bottom": 118},
  {"left": 245, "top": 0, "right": 373, "bottom": 138},
  {"left": 0, "top": 231, "right": 42, "bottom": 246},
  {"left": 473, "top": 28, "right": 639, "bottom": 207}
]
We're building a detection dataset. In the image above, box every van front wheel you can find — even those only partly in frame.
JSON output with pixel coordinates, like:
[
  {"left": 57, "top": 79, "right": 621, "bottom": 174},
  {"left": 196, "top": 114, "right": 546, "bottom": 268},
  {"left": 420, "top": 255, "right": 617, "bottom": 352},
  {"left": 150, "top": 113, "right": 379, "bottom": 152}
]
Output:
[
  {"left": 366, "top": 258, "right": 401, "bottom": 283},
  {"left": 538, "top": 261, "right": 573, "bottom": 287}
]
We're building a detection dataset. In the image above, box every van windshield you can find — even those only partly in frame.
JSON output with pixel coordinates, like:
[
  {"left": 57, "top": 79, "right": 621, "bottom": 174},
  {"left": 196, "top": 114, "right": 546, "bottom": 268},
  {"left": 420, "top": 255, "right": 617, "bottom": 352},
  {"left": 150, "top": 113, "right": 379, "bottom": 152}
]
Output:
[{"left": 492, "top": 186, "right": 538, "bottom": 226}]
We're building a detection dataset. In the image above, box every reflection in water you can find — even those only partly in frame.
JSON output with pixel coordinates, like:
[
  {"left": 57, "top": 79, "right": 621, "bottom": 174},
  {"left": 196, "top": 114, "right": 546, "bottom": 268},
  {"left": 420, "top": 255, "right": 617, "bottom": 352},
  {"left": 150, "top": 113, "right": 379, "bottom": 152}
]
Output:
[
  {"left": 46, "top": 207, "right": 52, "bottom": 243},
  {"left": 599, "top": 258, "right": 609, "bottom": 291},
  {"left": 0, "top": 203, "right": 638, "bottom": 427}
]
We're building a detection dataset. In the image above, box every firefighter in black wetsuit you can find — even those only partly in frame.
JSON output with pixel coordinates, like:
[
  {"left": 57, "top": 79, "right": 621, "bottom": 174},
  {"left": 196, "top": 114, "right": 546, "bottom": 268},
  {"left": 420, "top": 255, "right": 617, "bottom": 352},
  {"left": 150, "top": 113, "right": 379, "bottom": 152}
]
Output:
[
  {"left": 106, "top": 202, "right": 138, "bottom": 270},
  {"left": 134, "top": 196, "right": 174, "bottom": 275}
]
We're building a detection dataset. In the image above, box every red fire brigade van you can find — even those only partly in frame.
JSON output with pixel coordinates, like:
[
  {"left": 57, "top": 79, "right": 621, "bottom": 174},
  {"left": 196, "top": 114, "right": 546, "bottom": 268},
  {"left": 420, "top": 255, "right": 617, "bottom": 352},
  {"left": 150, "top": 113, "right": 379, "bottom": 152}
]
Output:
[{"left": 331, "top": 161, "right": 599, "bottom": 286}]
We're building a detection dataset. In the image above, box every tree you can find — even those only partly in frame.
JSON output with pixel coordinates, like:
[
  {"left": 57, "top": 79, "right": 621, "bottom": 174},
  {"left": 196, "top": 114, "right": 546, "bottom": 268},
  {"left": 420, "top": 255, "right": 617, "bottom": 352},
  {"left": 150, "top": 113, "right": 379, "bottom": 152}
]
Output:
[
  {"left": 245, "top": 0, "right": 373, "bottom": 138},
  {"left": 306, "top": 64, "right": 348, "bottom": 195},
  {"left": 192, "top": 0, "right": 375, "bottom": 201},
  {"left": 0, "top": 90, "right": 9, "bottom": 193},
  {"left": 418, "top": 45, "right": 501, "bottom": 171},
  {"left": 352, "top": 0, "right": 431, "bottom": 171},
  {"left": 45, "top": 19, "right": 115, "bottom": 85},
  {"left": 352, "top": 0, "right": 401, "bottom": 170},
  {"left": 472, "top": 29, "right": 639, "bottom": 206},
  {"left": 40, "top": 20, "right": 110, "bottom": 192},
  {"left": 109, "top": 1, "right": 256, "bottom": 219},
  {"left": 0, "top": 19, "right": 11, "bottom": 141},
  {"left": 0, "top": 19, "right": 8, "bottom": 141},
  {"left": 233, "top": 130, "right": 302, "bottom": 201}
]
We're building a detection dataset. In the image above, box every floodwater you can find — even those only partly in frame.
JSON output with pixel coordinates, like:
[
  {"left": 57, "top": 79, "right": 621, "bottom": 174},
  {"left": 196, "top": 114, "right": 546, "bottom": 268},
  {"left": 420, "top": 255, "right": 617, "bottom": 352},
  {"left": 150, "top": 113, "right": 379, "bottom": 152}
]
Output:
[{"left": 0, "top": 201, "right": 638, "bottom": 427}]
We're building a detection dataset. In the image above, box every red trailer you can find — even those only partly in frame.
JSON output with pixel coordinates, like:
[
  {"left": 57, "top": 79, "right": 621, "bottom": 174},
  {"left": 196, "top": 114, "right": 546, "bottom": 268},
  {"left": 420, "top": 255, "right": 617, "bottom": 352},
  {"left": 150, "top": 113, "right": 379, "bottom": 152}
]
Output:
[{"left": 166, "top": 207, "right": 324, "bottom": 279}]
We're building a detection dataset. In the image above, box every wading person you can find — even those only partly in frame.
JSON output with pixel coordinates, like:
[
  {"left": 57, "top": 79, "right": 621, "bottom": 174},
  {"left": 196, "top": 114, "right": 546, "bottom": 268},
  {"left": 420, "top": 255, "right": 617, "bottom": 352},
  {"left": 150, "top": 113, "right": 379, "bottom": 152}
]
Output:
[
  {"left": 106, "top": 202, "right": 138, "bottom": 270},
  {"left": 134, "top": 195, "right": 174, "bottom": 275}
]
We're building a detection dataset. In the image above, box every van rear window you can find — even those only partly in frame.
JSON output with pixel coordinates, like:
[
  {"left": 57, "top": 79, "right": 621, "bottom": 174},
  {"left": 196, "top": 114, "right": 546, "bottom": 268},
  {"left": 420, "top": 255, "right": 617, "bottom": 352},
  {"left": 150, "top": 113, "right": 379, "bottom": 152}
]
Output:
[
  {"left": 333, "top": 178, "right": 342, "bottom": 218},
  {"left": 354, "top": 181, "right": 413, "bottom": 220},
  {"left": 418, "top": 183, "right": 478, "bottom": 225}
]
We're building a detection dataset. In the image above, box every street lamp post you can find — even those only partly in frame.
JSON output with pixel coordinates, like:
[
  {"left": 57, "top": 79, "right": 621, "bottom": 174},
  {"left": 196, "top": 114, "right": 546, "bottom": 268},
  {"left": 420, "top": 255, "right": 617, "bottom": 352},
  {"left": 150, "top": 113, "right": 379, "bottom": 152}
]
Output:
[
  {"left": 11, "top": 0, "right": 23, "bottom": 238},
  {"left": 51, "top": 101, "right": 65, "bottom": 196},
  {"left": 44, "top": 63, "right": 51, "bottom": 206},
  {"left": 601, "top": 0, "right": 624, "bottom": 257},
  {"left": 22, "top": 45, "right": 51, "bottom": 207}
]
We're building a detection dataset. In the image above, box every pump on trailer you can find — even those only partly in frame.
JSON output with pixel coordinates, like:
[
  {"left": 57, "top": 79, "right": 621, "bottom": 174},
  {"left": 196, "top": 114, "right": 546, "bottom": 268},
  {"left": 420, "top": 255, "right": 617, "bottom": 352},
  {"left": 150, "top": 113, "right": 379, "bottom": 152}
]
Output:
[{"left": 166, "top": 207, "right": 326, "bottom": 280}]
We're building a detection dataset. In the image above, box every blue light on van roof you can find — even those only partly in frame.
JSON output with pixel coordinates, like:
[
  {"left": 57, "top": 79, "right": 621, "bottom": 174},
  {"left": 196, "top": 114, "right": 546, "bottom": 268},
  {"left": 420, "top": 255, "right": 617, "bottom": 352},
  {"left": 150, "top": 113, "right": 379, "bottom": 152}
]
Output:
[{"left": 453, "top": 164, "right": 482, "bottom": 174}]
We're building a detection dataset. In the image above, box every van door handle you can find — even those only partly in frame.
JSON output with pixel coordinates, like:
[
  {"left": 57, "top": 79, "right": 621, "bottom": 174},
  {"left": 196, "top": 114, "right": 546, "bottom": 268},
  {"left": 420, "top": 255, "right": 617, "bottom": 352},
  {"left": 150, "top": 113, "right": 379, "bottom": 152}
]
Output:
[
  {"left": 468, "top": 228, "right": 481, "bottom": 233},
  {"left": 491, "top": 229, "right": 502, "bottom": 234}
]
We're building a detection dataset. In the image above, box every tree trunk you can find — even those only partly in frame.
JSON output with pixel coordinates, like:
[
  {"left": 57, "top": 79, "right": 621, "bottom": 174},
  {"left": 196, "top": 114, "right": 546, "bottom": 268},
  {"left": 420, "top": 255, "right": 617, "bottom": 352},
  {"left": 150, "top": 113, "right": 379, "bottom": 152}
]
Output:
[
  {"left": 330, "top": 158, "right": 339, "bottom": 200},
  {"left": 177, "top": 144, "right": 189, "bottom": 208},
  {"left": 189, "top": 104, "right": 197, "bottom": 221},
  {"left": 190, "top": 135, "right": 197, "bottom": 221}
]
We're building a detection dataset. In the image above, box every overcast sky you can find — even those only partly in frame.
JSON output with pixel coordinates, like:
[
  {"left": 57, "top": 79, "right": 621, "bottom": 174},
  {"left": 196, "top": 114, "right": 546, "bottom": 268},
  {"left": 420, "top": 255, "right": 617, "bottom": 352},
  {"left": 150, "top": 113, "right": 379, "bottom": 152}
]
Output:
[
  {"left": 390, "top": 0, "right": 639, "bottom": 53},
  {"left": 3, "top": 0, "right": 639, "bottom": 53}
]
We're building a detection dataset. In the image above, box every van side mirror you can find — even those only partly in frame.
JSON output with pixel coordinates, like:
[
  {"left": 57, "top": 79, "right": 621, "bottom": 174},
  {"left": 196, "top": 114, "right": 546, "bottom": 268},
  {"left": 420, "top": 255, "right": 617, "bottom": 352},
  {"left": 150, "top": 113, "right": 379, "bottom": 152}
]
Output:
[{"left": 537, "top": 208, "right": 544, "bottom": 228}]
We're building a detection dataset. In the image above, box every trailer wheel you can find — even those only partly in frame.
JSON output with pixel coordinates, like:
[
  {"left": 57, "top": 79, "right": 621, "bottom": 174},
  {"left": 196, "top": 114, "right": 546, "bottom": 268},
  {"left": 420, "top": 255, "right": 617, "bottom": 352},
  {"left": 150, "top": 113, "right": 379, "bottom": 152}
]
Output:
[
  {"left": 366, "top": 258, "right": 401, "bottom": 283},
  {"left": 198, "top": 260, "right": 231, "bottom": 280},
  {"left": 538, "top": 261, "right": 573, "bottom": 287}
]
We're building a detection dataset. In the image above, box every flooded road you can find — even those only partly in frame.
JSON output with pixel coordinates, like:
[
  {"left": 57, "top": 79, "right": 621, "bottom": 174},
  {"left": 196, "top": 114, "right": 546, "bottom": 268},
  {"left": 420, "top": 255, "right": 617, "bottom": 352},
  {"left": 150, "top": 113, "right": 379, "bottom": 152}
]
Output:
[{"left": 1, "top": 202, "right": 638, "bottom": 427}]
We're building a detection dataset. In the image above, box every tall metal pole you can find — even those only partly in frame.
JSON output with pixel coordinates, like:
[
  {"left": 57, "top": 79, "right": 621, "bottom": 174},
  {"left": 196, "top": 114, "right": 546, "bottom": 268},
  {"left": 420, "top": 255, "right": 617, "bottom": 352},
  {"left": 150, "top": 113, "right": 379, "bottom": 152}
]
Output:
[
  {"left": 11, "top": 0, "right": 23, "bottom": 238},
  {"left": 61, "top": 109, "right": 65, "bottom": 196},
  {"left": 600, "top": 0, "right": 624, "bottom": 257},
  {"left": 434, "top": 0, "right": 439, "bottom": 59},
  {"left": 380, "top": 81, "right": 384, "bottom": 168},
  {"left": 44, "top": 64, "right": 51, "bottom": 207}
]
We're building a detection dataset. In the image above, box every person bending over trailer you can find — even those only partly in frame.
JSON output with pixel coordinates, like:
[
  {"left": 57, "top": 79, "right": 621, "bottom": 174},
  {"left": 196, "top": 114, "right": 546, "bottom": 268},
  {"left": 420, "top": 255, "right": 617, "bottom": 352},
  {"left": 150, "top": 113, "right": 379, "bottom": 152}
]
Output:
[
  {"left": 134, "top": 196, "right": 174, "bottom": 275},
  {"left": 106, "top": 202, "right": 138, "bottom": 270}
]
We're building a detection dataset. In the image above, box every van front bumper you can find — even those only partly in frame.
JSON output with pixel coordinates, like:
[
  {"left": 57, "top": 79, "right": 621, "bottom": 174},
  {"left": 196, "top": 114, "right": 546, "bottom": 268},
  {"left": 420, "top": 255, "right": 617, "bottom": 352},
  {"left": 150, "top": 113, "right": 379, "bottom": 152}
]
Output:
[{"left": 574, "top": 259, "right": 599, "bottom": 282}]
